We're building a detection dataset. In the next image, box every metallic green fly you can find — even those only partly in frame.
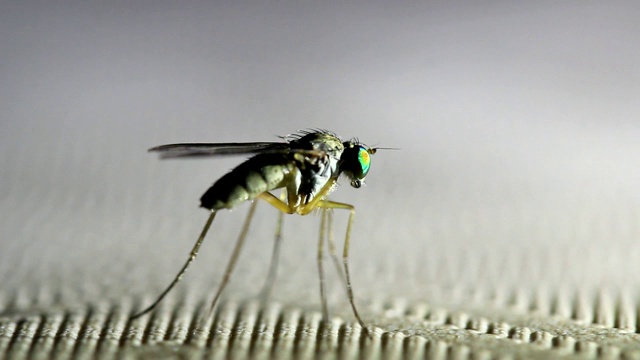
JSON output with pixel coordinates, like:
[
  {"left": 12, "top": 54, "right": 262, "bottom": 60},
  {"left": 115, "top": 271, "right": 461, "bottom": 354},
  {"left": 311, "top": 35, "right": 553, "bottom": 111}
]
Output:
[{"left": 131, "top": 129, "right": 383, "bottom": 329}]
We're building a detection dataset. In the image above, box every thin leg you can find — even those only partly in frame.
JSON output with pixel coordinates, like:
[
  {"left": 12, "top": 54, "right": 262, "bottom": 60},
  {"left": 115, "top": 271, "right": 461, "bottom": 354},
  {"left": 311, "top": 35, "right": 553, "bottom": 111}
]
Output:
[
  {"left": 316, "top": 200, "right": 366, "bottom": 329},
  {"left": 203, "top": 200, "right": 259, "bottom": 322},
  {"left": 326, "top": 210, "right": 347, "bottom": 287},
  {"left": 258, "top": 192, "right": 295, "bottom": 214},
  {"left": 259, "top": 190, "right": 286, "bottom": 301},
  {"left": 131, "top": 210, "right": 218, "bottom": 319},
  {"left": 259, "top": 188, "right": 367, "bottom": 329},
  {"left": 317, "top": 208, "right": 329, "bottom": 322}
]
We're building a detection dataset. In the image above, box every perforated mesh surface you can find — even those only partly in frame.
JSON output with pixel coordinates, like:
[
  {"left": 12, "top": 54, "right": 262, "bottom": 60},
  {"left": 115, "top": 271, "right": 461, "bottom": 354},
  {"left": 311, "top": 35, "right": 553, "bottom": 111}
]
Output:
[
  {"left": 3, "top": 293, "right": 640, "bottom": 359},
  {"left": 3, "top": 2, "right": 640, "bottom": 359}
]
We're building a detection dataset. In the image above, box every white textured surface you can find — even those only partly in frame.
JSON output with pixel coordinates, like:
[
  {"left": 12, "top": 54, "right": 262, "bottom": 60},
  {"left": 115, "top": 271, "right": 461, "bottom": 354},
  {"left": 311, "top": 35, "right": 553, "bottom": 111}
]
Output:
[{"left": 1, "top": 2, "right": 640, "bottom": 358}]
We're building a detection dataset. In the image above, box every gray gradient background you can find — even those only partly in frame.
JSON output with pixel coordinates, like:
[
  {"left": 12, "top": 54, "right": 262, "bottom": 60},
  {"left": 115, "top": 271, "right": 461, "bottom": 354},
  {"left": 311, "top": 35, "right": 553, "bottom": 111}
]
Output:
[{"left": 1, "top": 0, "right": 640, "bottom": 336}]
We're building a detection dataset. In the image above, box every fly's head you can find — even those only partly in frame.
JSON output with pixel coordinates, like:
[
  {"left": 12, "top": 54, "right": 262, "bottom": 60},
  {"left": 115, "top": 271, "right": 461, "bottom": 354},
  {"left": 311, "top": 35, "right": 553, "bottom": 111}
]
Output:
[{"left": 339, "top": 140, "right": 376, "bottom": 188}]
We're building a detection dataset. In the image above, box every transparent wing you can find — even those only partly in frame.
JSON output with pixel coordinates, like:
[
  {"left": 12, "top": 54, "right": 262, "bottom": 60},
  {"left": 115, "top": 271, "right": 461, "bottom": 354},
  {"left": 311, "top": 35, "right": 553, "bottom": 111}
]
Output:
[{"left": 148, "top": 142, "right": 293, "bottom": 158}]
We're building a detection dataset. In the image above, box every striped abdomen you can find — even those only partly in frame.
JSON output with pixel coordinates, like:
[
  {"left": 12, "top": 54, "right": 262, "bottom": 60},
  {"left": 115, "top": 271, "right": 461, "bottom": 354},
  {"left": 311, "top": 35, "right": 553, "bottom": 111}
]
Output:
[{"left": 200, "top": 153, "right": 297, "bottom": 210}]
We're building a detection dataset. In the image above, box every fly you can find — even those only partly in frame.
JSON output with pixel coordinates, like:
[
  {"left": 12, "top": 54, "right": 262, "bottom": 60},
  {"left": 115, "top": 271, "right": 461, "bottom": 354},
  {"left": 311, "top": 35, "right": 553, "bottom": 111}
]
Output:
[{"left": 131, "top": 129, "right": 383, "bottom": 329}]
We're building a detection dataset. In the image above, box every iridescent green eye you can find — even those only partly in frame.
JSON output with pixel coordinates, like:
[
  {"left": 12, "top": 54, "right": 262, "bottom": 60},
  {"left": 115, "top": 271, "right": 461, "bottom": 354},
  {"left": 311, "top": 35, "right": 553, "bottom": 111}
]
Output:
[
  {"left": 358, "top": 147, "right": 370, "bottom": 176},
  {"left": 339, "top": 143, "right": 372, "bottom": 187}
]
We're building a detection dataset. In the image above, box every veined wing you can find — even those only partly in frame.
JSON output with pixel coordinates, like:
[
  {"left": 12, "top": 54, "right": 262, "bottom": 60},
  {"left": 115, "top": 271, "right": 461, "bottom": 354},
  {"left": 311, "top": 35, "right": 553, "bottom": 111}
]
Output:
[{"left": 148, "top": 142, "right": 294, "bottom": 158}]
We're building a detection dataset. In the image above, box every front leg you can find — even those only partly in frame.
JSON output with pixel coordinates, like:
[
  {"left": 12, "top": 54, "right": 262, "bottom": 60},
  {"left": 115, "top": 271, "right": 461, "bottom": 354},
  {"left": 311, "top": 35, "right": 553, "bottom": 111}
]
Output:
[{"left": 314, "top": 199, "right": 366, "bottom": 330}]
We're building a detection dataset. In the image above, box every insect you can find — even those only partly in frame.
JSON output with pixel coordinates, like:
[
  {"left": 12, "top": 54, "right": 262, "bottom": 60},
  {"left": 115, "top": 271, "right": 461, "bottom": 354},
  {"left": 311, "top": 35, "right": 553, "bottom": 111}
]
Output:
[{"left": 131, "top": 129, "right": 383, "bottom": 328}]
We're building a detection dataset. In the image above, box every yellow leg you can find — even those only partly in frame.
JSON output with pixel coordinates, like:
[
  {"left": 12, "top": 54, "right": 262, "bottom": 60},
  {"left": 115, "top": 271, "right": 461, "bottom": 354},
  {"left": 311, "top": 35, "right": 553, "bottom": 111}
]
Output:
[
  {"left": 315, "top": 200, "right": 366, "bottom": 329},
  {"left": 203, "top": 200, "right": 259, "bottom": 322},
  {"left": 259, "top": 186, "right": 367, "bottom": 329},
  {"left": 318, "top": 208, "right": 330, "bottom": 322},
  {"left": 131, "top": 210, "right": 217, "bottom": 319},
  {"left": 298, "top": 179, "right": 337, "bottom": 215},
  {"left": 259, "top": 190, "right": 287, "bottom": 300},
  {"left": 326, "top": 210, "right": 347, "bottom": 288},
  {"left": 258, "top": 192, "right": 296, "bottom": 214}
]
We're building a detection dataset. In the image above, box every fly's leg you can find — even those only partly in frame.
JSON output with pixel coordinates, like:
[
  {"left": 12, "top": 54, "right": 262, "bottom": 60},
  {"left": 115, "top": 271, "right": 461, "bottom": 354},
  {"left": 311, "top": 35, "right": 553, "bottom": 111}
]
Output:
[
  {"left": 203, "top": 200, "right": 259, "bottom": 322},
  {"left": 131, "top": 210, "right": 218, "bottom": 319},
  {"left": 260, "top": 190, "right": 368, "bottom": 330},
  {"left": 315, "top": 200, "right": 366, "bottom": 329},
  {"left": 298, "top": 180, "right": 367, "bottom": 329},
  {"left": 257, "top": 192, "right": 296, "bottom": 215},
  {"left": 317, "top": 208, "right": 329, "bottom": 322},
  {"left": 259, "top": 190, "right": 286, "bottom": 301},
  {"left": 326, "top": 210, "right": 347, "bottom": 287}
]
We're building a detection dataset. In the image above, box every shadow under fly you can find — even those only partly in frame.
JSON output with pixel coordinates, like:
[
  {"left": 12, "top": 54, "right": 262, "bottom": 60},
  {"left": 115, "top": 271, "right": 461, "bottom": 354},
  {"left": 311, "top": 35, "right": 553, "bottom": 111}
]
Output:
[{"left": 131, "top": 129, "right": 387, "bottom": 329}]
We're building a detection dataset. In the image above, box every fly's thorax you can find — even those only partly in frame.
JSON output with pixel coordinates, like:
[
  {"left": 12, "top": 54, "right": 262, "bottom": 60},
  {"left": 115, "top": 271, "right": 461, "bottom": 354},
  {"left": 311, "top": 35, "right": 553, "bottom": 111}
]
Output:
[
  {"left": 289, "top": 131, "right": 345, "bottom": 175},
  {"left": 284, "top": 131, "right": 348, "bottom": 204},
  {"left": 200, "top": 154, "right": 297, "bottom": 210},
  {"left": 309, "top": 133, "right": 344, "bottom": 159},
  {"left": 291, "top": 153, "right": 335, "bottom": 205}
]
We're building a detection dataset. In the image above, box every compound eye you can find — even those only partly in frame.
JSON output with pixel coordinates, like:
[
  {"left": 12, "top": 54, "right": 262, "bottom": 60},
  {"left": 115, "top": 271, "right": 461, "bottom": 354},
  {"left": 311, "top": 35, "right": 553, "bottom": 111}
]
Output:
[
  {"left": 350, "top": 179, "right": 362, "bottom": 188},
  {"left": 357, "top": 146, "right": 371, "bottom": 177}
]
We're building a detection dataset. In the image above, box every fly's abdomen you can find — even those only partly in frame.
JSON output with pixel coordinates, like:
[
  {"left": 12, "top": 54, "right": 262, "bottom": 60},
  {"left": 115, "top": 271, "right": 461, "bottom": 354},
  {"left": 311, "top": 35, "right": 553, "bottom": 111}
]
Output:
[{"left": 200, "top": 154, "right": 295, "bottom": 210}]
